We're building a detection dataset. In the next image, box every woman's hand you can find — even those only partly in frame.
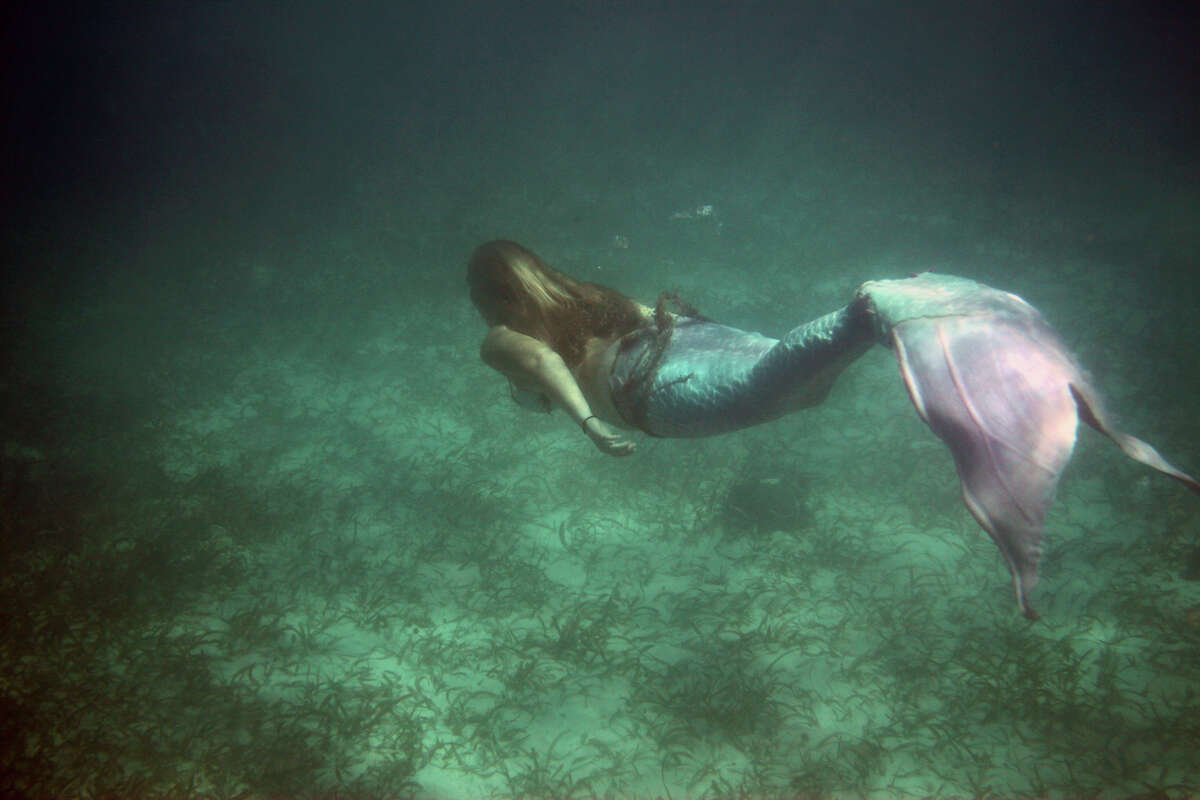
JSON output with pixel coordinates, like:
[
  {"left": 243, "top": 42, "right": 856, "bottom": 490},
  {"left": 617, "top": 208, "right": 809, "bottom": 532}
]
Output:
[{"left": 582, "top": 416, "right": 637, "bottom": 457}]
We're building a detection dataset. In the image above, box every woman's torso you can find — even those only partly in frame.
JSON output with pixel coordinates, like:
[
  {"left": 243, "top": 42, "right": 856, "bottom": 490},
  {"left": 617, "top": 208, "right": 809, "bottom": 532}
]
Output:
[{"left": 570, "top": 302, "right": 656, "bottom": 431}]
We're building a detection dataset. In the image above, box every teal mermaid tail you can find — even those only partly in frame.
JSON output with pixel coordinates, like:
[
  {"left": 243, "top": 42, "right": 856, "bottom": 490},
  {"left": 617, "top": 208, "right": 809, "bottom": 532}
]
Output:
[
  {"left": 609, "top": 299, "right": 874, "bottom": 437},
  {"left": 608, "top": 273, "right": 1199, "bottom": 617}
]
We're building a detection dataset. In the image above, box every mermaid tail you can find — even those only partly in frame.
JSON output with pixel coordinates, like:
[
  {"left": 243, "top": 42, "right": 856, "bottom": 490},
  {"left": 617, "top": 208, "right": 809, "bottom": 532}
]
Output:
[
  {"left": 863, "top": 274, "right": 1199, "bottom": 618},
  {"left": 609, "top": 301, "right": 874, "bottom": 437},
  {"left": 609, "top": 272, "right": 1198, "bottom": 617}
]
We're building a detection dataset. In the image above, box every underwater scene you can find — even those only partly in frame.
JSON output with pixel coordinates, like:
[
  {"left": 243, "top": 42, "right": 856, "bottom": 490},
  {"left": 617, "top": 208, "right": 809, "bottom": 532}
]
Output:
[{"left": 2, "top": 3, "right": 1198, "bottom": 798}]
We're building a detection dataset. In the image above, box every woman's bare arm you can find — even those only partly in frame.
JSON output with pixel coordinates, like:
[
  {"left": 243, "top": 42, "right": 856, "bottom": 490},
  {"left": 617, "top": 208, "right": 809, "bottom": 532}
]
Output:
[{"left": 479, "top": 326, "right": 636, "bottom": 456}]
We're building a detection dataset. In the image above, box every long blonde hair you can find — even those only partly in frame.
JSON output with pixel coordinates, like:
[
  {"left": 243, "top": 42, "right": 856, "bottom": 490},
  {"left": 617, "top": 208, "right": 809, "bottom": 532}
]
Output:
[{"left": 467, "top": 240, "right": 644, "bottom": 367}]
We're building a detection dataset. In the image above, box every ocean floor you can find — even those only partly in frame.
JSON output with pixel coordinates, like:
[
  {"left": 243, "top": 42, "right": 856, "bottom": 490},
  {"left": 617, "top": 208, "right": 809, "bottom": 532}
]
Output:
[{"left": 3, "top": 169, "right": 1199, "bottom": 799}]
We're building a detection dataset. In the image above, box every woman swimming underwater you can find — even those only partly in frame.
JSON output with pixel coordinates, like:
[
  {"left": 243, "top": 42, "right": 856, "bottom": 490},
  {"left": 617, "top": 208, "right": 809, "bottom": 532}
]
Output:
[{"left": 467, "top": 240, "right": 1199, "bottom": 618}]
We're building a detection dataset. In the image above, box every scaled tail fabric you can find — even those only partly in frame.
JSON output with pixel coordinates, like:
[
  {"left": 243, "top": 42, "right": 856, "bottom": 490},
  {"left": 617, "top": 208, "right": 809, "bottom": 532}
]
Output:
[
  {"left": 607, "top": 271, "right": 1198, "bottom": 617},
  {"left": 860, "top": 274, "right": 1200, "bottom": 618}
]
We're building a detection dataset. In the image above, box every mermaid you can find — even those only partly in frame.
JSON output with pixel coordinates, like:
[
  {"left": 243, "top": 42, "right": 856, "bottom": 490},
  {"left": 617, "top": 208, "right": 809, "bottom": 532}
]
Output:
[{"left": 467, "top": 240, "right": 1199, "bottom": 618}]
